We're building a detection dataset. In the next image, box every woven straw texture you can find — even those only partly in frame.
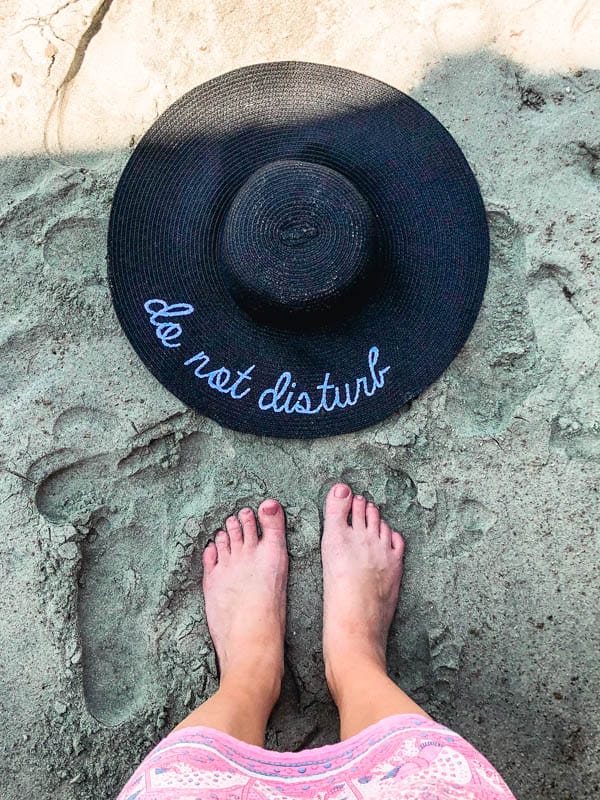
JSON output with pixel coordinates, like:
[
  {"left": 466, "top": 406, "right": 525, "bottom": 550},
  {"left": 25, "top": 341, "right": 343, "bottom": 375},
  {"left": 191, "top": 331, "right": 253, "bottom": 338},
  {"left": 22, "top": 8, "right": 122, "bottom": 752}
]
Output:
[{"left": 107, "top": 60, "right": 489, "bottom": 438}]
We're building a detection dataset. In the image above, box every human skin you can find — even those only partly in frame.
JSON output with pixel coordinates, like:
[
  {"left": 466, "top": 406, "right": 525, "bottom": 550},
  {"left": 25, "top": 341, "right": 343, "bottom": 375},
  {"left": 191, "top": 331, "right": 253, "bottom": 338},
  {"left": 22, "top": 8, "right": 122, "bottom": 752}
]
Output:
[{"left": 171, "top": 481, "right": 430, "bottom": 746}]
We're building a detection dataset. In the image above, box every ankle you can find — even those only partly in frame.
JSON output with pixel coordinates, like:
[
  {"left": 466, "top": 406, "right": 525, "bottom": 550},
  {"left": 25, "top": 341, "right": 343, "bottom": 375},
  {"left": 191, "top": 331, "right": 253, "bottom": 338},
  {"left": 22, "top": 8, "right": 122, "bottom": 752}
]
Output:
[
  {"left": 324, "top": 644, "right": 388, "bottom": 705},
  {"left": 219, "top": 658, "right": 283, "bottom": 713}
]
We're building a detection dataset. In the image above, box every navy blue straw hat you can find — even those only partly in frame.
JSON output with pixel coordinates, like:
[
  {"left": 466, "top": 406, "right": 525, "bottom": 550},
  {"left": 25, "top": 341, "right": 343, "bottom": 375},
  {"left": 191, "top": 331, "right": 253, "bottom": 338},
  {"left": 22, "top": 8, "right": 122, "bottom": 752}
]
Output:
[{"left": 107, "top": 60, "right": 489, "bottom": 438}]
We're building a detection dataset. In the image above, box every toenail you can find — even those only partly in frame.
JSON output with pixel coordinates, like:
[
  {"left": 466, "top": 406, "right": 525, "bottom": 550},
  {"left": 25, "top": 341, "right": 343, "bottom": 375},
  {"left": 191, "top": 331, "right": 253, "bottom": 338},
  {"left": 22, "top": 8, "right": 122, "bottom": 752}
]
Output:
[
  {"left": 334, "top": 484, "right": 350, "bottom": 498},
  {"left": 263, "top": 500, "right": 279, "bottom": 515},
  {"left": 355, "top": 495, "right": 364, "bottom": 501},
  {"left": 204, "top": 539, "right": 214, "bottom": 548}
]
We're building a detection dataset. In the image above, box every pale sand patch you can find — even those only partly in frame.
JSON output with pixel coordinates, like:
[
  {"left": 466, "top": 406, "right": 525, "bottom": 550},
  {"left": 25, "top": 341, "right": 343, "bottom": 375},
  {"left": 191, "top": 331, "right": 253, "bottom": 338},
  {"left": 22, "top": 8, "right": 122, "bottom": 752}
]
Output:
[{"left": 1, "top": 0, "right": 599, "bottom": 155}]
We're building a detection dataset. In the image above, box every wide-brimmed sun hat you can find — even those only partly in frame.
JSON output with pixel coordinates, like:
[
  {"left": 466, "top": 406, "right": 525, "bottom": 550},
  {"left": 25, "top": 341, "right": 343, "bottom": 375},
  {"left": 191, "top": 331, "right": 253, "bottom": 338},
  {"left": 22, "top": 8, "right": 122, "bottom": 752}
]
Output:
[{"left": 107, "top": 60, "right": 489, "bottom": 439}]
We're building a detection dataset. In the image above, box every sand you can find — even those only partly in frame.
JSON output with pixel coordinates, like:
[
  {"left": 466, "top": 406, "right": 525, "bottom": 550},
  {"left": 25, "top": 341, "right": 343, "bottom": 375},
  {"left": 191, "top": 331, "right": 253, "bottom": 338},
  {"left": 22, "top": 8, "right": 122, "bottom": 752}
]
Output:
[{"left": 1, "top": 1, "right": 599, "bottom": 798}]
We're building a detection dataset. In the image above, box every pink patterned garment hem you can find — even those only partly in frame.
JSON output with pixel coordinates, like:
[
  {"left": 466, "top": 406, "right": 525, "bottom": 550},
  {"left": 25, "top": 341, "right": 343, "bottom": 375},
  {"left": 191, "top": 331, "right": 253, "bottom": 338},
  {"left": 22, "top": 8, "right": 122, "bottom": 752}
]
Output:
[{"left": 116, "top": 713, "right": 517, "bottom": 800}]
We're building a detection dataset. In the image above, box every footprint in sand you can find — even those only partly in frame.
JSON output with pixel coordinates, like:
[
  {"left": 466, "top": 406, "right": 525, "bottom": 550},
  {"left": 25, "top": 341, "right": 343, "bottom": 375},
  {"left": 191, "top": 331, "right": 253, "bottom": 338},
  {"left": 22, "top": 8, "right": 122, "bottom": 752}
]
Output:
[
  {"left": 445, "top": 207, "right": 542, "bottom": 436},
  {"left": 77, "top": 514, "right": 160, "bottom": 726},
  {"left": 29, "top": 408, "right": 168, "bottom": 726}
]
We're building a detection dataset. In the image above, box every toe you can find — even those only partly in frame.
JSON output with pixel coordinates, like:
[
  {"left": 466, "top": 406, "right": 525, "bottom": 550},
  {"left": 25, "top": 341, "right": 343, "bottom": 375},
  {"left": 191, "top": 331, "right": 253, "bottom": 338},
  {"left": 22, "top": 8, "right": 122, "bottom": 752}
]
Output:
[
  {"left": 215, "top": 529, "right": 230, "bottom": 560},
  {"left": 391, "top": 530, "right": 405, "bottom": 553},
  {"left": 324, "top": 482, "right": 353, "bottom": 523},
  {"left": 239, "top": 507, "right": 258, "bottom": 546},
  {"left": 225, "top": 515, "right": 243, "bottom": 551},
  {"left": 202, "top": 540, "right": 217, "bottom": 571},
  {"left": 258, "top": 499, "right": 286, "bottom": 545},
  {"left": 379, "top": 519, "right": 392, "bottom": 547},
  {"left": 366, "top": 501, "right": 380, "bottom": 534},
  {"left": 352, "top": 495, "right": 367, "bottom": 529}
]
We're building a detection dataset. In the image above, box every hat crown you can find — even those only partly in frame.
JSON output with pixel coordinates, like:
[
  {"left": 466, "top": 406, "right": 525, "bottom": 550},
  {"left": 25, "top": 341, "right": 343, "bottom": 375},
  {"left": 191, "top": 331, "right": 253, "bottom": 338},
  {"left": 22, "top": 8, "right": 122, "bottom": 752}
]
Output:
[
  {"left": 220, "top": 159, "right": 375, "bottom": 329},
  {"left": 278, "top": 219, "right": 319, "bottom": 244}
]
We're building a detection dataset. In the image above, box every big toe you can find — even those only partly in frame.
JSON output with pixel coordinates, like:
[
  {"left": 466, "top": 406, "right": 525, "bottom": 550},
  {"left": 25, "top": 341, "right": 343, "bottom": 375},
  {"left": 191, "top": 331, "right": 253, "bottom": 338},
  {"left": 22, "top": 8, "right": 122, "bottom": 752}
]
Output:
[
  {"left": 324, "top": 482, "right": 353, "bottom": 523},
  {"left": 258, "top": 499, "right": 286, "bottom": 544}
]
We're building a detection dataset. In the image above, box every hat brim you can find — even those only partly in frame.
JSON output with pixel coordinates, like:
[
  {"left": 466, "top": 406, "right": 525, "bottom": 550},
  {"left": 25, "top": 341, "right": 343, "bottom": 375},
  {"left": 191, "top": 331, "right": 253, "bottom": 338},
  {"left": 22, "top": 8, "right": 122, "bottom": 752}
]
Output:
[{"left": 107, "top": 60, "right": 489, "bottom": 439}]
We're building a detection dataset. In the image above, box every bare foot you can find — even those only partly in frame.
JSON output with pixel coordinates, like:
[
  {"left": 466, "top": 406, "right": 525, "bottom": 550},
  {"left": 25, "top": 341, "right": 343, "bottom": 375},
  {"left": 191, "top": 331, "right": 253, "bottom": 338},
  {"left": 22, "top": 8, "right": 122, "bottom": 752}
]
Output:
[
  {"left": 202, "top": 499, "right": 288, "bottom": 711},
  {"left": 321, "top": 482, "right": 405, "bottom": 702}
]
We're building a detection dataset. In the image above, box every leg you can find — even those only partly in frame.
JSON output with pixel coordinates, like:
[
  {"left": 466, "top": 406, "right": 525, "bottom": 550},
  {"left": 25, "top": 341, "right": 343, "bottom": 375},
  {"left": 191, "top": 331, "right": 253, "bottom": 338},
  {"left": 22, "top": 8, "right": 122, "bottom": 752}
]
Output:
[
  {"left": 321, "top": 482, "right": 431, "bottom": 740},
  {"left": 171, "top": 499, "right": 288, "bottom": 747}
]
